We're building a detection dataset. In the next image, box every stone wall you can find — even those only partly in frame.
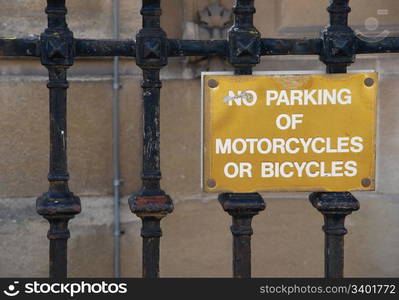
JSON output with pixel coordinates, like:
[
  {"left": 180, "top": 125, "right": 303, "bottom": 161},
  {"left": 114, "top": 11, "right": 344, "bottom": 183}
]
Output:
[{"left": 0, "top": 0, "right": 398, "bottom": 277}]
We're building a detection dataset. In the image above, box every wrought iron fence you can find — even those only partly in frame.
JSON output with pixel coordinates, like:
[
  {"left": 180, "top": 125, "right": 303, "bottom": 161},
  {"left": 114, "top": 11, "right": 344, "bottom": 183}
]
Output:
[{"left": 1, "top": 0, "right": 398, "bottom": 279}]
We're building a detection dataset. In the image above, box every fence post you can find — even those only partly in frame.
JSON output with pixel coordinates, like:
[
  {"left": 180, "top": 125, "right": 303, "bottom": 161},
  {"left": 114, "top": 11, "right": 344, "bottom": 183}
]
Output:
[
  {"left": 310, "top": 0, "right": 360, "bottom": 278},
  {"left": 310, "top": 193, "right": 359, "bottom": 278},
  {"left": 219, "top": 193, "right": 265, "bottom": 278},
  {"left": 129, "top": 0, "right": 173, "bottom": 278},
  {"left": 219, "top": 0, "right": 266, "bottom": 279},
  {"left": 36, "top": 0, "right": 81, "bottom": 279}
]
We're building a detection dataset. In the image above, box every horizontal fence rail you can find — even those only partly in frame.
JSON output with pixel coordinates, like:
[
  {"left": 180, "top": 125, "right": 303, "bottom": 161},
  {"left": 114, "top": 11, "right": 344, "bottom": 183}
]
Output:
[
  {"left": 0, "top": 0, "right": 396, "bottom": 278},
  {"left": 3, "top": 36, "right": 399, "bottom": 58}
]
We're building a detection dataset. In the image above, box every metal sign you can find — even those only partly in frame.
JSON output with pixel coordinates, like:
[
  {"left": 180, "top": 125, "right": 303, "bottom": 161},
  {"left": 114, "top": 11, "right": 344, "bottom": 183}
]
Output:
[{"left": 202, "top": 72, "right": 377, "bottom": 193}]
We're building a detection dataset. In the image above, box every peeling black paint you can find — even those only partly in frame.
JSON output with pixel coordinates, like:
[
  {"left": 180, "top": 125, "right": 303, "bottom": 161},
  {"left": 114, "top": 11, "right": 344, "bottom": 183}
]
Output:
[
  {"left": 1, "top": 0, "right": 395, "bottom": 280},
  {"left": 35, "top": 0, "right": 81, "bottom": 279}
]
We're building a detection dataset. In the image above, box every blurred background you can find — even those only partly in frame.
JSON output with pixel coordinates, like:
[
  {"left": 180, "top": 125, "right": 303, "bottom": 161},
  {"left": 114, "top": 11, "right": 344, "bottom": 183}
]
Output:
[{"left": 0, "top": 0, "right": 398, "bottom": 277}]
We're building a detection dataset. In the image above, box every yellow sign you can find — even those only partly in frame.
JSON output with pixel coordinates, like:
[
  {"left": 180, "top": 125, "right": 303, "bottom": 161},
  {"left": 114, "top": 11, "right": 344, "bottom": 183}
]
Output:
[{"left": 202, "top": 72, "right": 377, "bottom": 193}]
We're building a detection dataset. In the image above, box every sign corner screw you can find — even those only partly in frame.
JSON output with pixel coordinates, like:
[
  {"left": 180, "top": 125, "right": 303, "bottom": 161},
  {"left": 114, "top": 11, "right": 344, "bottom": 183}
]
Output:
[
  {"left": 208, "top": 79, "right": 219, "bottom": 88},
  {"left": 364, "top": 78, "right": 374, "bottom": 87}
]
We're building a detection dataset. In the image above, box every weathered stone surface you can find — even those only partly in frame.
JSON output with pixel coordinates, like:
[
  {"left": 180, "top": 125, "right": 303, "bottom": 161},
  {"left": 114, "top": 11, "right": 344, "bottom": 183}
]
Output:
[
  {"left": 278, "top": 0, "right": 399, "bottom": 36},
  {"left": 1, "top": 0, "right": 399, "bottom": 278},
  {"left": 0, "top": 0, "right": 185, "bottom": 39},
  {"left": 0, "top": 76, "right": 142, "bottom": 197},
  {"left": 0, "top": 196, "right": 398, "bottom": 277}
]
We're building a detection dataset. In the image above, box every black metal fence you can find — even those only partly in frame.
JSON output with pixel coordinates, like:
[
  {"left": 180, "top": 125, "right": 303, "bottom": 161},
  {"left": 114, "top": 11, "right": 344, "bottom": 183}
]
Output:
[{"left": 1, "top": 0, "right": 398, "bottom": 279}]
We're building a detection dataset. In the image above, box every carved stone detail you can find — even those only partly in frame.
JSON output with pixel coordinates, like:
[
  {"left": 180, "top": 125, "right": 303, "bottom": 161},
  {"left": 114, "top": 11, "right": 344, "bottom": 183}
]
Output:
[{"left": 183, "top": 2, "right": 232, "bottom": 77}]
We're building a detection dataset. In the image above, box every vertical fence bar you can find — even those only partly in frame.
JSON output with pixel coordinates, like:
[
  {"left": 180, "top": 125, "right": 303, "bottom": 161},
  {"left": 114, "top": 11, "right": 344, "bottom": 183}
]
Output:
[
  {"left": 36, "top": 0, "right": 81, "bottom": 279},
  {"left": 219, "top": 0, "right": 266, "bottom": 279},
  {"left": 310, "top": 0, "right": 360, "bottom": 278},
  {"left": 129, "top": 0, "right": 173, "bottom": 278}
]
